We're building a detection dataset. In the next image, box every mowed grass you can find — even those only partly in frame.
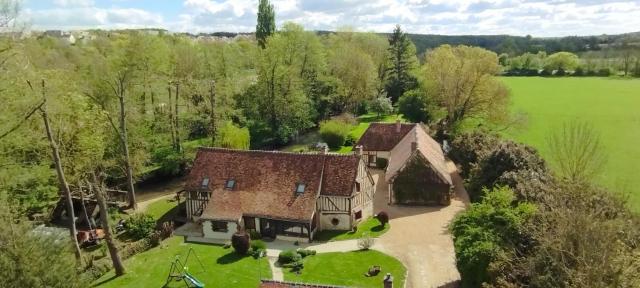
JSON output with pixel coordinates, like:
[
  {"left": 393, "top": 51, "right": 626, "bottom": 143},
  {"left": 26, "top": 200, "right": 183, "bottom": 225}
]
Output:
[
  {"left": 502, "top": 77, "right": 640, "bottom": 209},
  {"left": 93, "top": 236, "right": 271, "bottom": 288},
  {"left": 145, "top": 198, "right": 179, "bottom": 220},
  {"left": 283, "top": 250, "right": 406, "bottom": 288},
  {"left": 314, "top": 217, "right": 389, "bottom": 241}
]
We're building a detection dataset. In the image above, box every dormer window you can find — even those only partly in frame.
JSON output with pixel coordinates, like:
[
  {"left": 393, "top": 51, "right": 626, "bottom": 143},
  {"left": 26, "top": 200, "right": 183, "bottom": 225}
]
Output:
[
  {"left": 295, "top": 183, "right": 306, "bottom": 194},
  {"left": 355, "top": 182, "right": 361, "bottom": 192},
  {"left": 201, "top": 177, "right": 210, "bottom": 188},
  {"left": 225, "top": 179, "right": 236, "bottom": 190}
]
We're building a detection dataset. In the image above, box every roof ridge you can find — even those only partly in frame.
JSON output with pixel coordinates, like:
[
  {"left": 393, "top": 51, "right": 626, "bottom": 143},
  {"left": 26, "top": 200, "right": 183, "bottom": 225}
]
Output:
[{"left": 197, "top": 146, "right": 358, "bottom": 157}]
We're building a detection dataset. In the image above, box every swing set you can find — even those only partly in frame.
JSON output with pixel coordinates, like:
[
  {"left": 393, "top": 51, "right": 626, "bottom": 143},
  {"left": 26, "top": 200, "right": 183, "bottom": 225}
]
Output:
[{"left": 164, "top": 247, "right": 206, "bottom": 288}]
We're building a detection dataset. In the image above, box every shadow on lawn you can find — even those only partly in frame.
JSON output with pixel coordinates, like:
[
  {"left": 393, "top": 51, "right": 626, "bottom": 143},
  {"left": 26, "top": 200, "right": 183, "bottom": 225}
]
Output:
[
  {"left": 93, "top": 275, "right": 118, "bottom": 286},
  {"left": 216, "top": 251, "right": 245, "bottom": 264},
  {"left": 370, "top": 225, "right": 385, "bottom": 232}
]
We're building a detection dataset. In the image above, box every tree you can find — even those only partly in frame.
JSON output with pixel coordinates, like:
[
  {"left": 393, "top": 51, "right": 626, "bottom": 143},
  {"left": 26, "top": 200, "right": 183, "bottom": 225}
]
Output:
[
  {"left": 547, "top": 121, "right": 607, "bottom": 184},
  {"left": 0, "top": 0, "right": 20, "bottom": 30},
  {"left": 319, "top": 119, "right": 352, "bottom": 149},
  {"left": 326, "top": 31, "right": 377, "bottom": 113},
  {"left": 91, "top": 172, "right": 125, "bottom": 276},
  {"left": 451, "top": 186, "right": 536, "bottom": 288},
  {"left": 36, "top": 81, "right": 82, "bottom": 261},
  {"left": 423, "top": 45, "right": 509, "bottom": 131},
  {"left": 385, "top": 25, "right": 418, "bottom": 103},
  {"left": 397, "top": 89, "right": 431, "bottom": 123},
  {"left": 214, "top": 121, "right": 250, "bottom": 149},
  {"left": 544, "top": 51, "right": 579, "bottom": 72},
  {"left": 256, "top": 0, "right": 275, "bottom": 49},
  {"left": 369, "top": 96, "right": 393, "bottom": 117},
  {"left": 240, "top": 23, "right": 318, "bottom": 146},
  {"left": 0, "top": 196, "right": 85, "bottom": 288}
]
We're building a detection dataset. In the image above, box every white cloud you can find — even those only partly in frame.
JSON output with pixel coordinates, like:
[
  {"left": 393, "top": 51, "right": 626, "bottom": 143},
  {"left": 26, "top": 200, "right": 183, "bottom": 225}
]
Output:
[{"left": 22, "top": 0, "right": 640, "bottom": 36}]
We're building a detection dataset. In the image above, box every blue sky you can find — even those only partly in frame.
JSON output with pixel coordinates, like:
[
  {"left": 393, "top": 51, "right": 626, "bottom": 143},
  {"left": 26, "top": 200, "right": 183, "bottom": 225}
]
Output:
[{"left": 20, "top": 0, "right": 640, "bottom": 36}]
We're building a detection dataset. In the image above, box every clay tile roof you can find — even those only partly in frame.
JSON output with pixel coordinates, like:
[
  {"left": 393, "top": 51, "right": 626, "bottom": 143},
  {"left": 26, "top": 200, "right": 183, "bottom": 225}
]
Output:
[
  {"left": 186, "top": 148, "right": 360, "bottom": 222},
  {"left": 355, "top": 122, "right": 416, "bottom": 151},
  {"left": 259, "top": 280, "right": 347, "bottom": 288},
  {"left": 386, "top": 124, "right": 452, "bottom": 185}
]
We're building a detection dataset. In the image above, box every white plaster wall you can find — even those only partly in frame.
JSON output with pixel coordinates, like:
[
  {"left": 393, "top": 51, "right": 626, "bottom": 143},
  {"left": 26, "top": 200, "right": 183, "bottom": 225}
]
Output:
[
  {"left": 319, "top": 213, "right": 352, "bottom": 230},
  {"left": 360, "top": 200, "right": 374, "bottom": 220},
  {"left": 202, "top": 221, "right": 237, "bottom": 240}
]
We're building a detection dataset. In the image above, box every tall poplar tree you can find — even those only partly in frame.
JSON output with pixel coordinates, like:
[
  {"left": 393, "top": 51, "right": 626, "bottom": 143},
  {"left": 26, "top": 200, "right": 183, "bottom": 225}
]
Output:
[
  {"left": 256, "top": 0, "right": 276, "bottom": 49},
  {"left": 385, "top": 24, "right": 418, "bottom": 103}
]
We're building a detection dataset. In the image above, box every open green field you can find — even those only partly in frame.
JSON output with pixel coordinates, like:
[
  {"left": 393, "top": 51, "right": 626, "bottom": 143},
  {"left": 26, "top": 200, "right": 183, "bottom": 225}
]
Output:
[{"left": 502, "top": 77, "right": 640, "bottom": 209}]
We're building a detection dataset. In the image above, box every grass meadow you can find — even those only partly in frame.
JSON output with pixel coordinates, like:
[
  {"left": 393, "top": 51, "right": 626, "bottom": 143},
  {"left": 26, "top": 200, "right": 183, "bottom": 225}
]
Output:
[{"left": 502, "top": 77, "right": 640, "bottom": 209}]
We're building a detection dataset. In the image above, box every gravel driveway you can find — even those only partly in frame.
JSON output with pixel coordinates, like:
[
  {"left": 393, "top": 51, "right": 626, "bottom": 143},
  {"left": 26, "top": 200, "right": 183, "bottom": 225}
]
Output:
[{"left": 372, "top": 161, "right": 469, "bottom": 288}]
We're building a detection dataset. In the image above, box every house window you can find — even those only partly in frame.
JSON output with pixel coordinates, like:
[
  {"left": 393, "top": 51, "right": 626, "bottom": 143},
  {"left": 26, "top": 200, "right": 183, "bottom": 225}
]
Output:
[
  {"left": 355, "top": 182, "right": 361, "bottom": 192},
  {"left": 225, "top": 179, "right": 236, "bottom": 190},
  {"left": 368, "top": 154, "right": 376, "bottom": 165},
  {"left": 211, "top": 221, "right": 228, "bottom": 232},
  {"left": 355, "top": 210, "right": 362, "bottom": 220},
  {"left": 201, "top": 177, "right": 209, "bottom": 188},
  {"left": 295, "top": 183, "right": 306, "bottom": 194}
]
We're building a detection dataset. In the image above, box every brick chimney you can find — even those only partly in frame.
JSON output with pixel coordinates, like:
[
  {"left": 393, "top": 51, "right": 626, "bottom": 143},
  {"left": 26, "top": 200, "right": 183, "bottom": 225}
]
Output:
[
  {"left": 355, "top": 145, "right": 363, "bottom": 157},
  {"left": 395, "top": 119, "right": 401, "bottom": 133},
  {"left": 383, "top": 273, "right": 393, "bottom": 288}
]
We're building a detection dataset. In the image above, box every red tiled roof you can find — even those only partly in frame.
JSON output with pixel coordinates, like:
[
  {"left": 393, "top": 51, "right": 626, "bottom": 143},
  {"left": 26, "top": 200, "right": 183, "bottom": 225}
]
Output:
[
  {"left": 355, "top": 122, "right": 415, "bottom": 151},
  {"left": 259, "top": 280, "right": 347, "bottom": 288},
  {"left": 186, "top": 148, "right": 361, "bottom": 222}
]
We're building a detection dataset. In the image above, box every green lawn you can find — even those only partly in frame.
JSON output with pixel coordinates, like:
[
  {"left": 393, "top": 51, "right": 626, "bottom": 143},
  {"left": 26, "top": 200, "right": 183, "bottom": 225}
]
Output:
[
  {"left": 283, "top": 250, "right": 406, "bottom": 288},
  {"left": 283, "top": 113, "right": 405, "bottom": 154},
  {"left": 93, "top": 237, "right": 271, "bottom": 288},
  {"left": 145, "top": 198, "right": 179, "bottom": 221},
  {"left": 314, "top": 217, "right": 389, "bottom": 241},
  {"left": 502, "top": 77, "right": 640, "bottom": 209}
]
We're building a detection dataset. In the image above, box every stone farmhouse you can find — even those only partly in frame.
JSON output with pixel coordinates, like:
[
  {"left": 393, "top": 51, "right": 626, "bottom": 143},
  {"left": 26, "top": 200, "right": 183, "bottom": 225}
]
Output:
[
  {"left": 357, "top": 122, "right": 454, "bottom": 205},
  {"left": 184, "top": 147, "right": 375, "bottom": 243}
]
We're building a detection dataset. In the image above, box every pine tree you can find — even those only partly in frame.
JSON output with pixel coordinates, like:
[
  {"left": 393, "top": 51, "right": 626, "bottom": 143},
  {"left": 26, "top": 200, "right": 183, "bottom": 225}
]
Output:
[
  {"left": 256, "top": 0, "right": 276, "bottom": 49},
  {"left": 385, "top": 25, "right": 418, "bottom": 103}
]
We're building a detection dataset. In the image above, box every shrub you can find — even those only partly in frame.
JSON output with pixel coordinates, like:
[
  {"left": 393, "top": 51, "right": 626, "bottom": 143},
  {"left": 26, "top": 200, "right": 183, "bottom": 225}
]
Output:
[
  {"left": 376, "top": 157, "right": 388, "bottom": 169},
  {"left": 358, "top": 235, "right": 375, "bottom": 250},
  {"left": 597, "top": 68, "right": 611, "bottom": 77},
  {"left": 369, "top": 96, "right": 394, "bottom": 117},
  {"left": 283, "top": 260, "right": 304, "bottom": 272},
  {"left": 448, "top": 132, "right": 500, "bottom": 178},
  {"left": 398, "top": 89, "right": 431, "bottom": 124},
  {"left": 539, "top": 69, "right": 552, "bottom": 76},
  {"left": 125, "top": 213, "right": 156, "bottom": 240},
  {"left": 344, "top": 134, "right": 356, "bottom": 146},
  {"left": 215, "top": 121, "right": 250, "bottom": 149},
  {"left": 249, "top": 230, "right": 262, "bottom": 240},
  {"left": 231, "top": 231, "right": 250, "bottom": 255},
  {"left": 573, "top": 67, "right": 585, "bottom": 76},
  {"left": 375, "top": 211, "right": 389, "bottom": 227},
  {"left": 278, "top": 250, "right": 302, "bottom": 264},
  {"left": 297, "top": 249, "right": 316, "bottom": 258},
  {"left": 251, "top": 240, "right": 267, "bottom": 251},
  {"left": 468, "top": 141, "right": 548, "bottom": 202},
  {"left": 152, "top": 147, "right": 187, "bottom": 176},
  {"left": 319, "top": 120, "right": 351, "bottom": 149},
  {"left": 451, "top": 186, "right": 536, "bottom": 288}
]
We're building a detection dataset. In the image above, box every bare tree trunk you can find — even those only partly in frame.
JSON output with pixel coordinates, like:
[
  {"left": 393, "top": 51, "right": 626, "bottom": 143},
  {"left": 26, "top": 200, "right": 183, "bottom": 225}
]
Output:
[
  {"left": 174, "top": 83, "right": 181, "bottom": 152},
  {"left": 91, "top": 173, "right": 125, "bottom": 276},
  {"left": 39, "top": 80, "right": 82, "bottom": 261},
  {"left": 117, "top": 80, "right": 136, "bottom": 210},
  {"left": 209, "top": 80, "right": 216, "bottom": 146},
  {"left": 168, "top": 86, "right": 175, "bottom": 149}
]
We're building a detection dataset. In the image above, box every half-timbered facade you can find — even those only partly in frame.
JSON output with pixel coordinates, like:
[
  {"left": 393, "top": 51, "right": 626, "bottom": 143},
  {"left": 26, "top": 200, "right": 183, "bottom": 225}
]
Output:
[{"left": 184, "top": 147, "right": 374, "bottom": 243}]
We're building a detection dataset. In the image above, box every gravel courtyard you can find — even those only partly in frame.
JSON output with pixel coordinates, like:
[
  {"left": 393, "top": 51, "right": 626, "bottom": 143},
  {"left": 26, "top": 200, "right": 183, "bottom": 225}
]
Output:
[{"left": 372, "top": 162, "right": 469, "bottom": 288}]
